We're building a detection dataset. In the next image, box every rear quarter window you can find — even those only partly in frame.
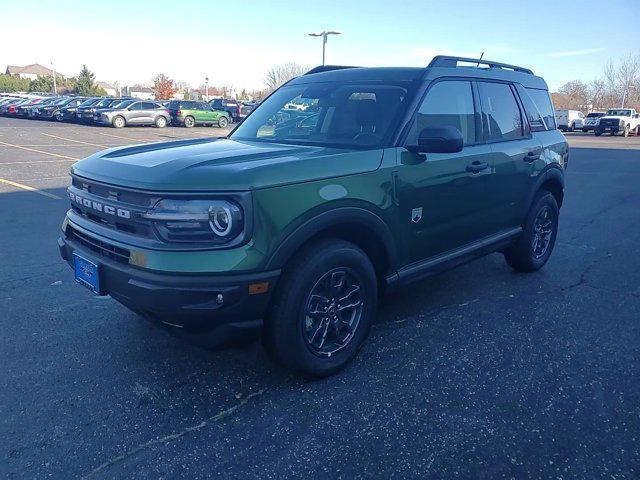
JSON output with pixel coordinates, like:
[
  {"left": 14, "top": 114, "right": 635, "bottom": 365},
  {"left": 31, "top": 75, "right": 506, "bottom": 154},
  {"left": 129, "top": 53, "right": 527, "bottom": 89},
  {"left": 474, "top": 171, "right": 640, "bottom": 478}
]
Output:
[{"left": 526, "top": 88, "right": 556, "bottom": 130}]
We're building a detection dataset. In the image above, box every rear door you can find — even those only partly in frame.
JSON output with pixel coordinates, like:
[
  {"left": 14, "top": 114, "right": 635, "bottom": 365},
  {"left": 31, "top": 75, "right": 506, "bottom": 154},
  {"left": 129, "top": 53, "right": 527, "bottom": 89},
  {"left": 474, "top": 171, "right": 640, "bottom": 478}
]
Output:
[
  {"left": 396, "top": 79, "right": 496, "bottom": 263},
  {"left": 477, "top": 81, "right": 542, "bottom": 232}
]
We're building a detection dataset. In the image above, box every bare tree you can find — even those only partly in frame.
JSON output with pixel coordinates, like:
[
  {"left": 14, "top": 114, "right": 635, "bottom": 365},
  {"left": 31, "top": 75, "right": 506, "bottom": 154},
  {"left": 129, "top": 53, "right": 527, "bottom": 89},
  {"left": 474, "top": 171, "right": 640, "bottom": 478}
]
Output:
[{"left": 264, "top": 63, "right": 307, "bottom": 92}]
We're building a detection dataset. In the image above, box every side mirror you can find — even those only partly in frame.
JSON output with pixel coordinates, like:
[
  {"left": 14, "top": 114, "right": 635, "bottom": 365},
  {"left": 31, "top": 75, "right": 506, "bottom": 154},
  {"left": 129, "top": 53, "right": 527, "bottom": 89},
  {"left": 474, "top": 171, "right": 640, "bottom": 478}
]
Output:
[{"left": 406, "top": 126, "right": 464, "bottom": 154}]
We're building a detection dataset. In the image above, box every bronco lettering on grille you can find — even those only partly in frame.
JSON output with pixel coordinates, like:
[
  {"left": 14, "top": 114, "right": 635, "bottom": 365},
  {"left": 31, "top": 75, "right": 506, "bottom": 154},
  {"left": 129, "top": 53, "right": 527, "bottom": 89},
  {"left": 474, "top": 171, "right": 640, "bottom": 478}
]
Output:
[{"left": 69, "top": 191, "right": 131, "bottom": 219}]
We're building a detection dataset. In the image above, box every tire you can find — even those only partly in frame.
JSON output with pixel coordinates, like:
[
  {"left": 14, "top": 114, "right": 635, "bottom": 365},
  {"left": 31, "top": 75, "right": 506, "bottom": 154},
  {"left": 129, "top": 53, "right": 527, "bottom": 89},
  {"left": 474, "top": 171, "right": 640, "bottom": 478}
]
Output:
[
  {"left": 183, "top": 116, "right": 195, "bottom": 128},
  {"left": 155, "top": 116, "right": 168, "bottom": 128},
  {"left": 594, "top": 130, "right": 602, "bottom": 136},
  {"left": 504, "top": 191, "right": 559, "bottom": 273},
  {"left": 263, "top": 239, "right": 377, "bottom": 378},
  {"left": 582, "top": 128, "right": 588, "bottom": 133},
  {"left": 217, "top": 116, "right": 229, "bottom": 128},
  {"left": 112, "top": 115, "right": 126, "bottom": 128},
  {"left": 54, "top": 111, "right": 63, "bottom": 122},
  {"left": 568, "top": 123, "right": 574, "bottom": 132},
  {"left": 622, "top": 124, "right": 630, "bottom": 137}
]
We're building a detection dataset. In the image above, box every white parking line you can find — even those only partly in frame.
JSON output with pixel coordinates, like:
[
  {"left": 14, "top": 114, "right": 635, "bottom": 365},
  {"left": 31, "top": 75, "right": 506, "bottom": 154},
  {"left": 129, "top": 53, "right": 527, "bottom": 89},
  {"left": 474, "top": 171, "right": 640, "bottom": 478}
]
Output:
[
  {"left": 94, "top": 131, "right": 139, "bottom": 141},
  {"left": 41, "top": 132, "right": 108, "bottom": 148},
  {"left": 0, "top": 160, "right": 76, "bottom": 165},
  {"left": 0, "top": 140, "right": 79, "bottom": 160},
  {"left": 0, "top": 178, "right": 62, "bottom": 200}
]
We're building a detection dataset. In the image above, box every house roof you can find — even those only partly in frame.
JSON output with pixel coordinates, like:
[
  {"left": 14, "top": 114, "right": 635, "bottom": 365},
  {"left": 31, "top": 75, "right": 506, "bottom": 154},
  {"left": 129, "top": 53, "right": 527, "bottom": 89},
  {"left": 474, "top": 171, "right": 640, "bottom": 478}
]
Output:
[
  {"left": 5, "top": 63, "right": 59, "bottom": 77},
  {"left": 96, "top": 81, "right": 116, "bottom": 90}
]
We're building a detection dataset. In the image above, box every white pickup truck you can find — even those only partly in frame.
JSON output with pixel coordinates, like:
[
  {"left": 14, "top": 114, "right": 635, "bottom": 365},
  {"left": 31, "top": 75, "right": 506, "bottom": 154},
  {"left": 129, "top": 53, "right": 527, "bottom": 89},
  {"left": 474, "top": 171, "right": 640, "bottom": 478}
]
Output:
[{"left": 595, "top": 108, "right": 640, "bottom": 137}]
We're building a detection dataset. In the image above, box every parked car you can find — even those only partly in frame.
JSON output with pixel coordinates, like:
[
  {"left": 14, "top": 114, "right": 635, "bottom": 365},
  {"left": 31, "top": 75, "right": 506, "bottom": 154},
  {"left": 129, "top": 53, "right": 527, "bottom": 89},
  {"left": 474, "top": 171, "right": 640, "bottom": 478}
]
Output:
[
  {"left": 38, "top": 97, "right": 86, "bottom": 120},
  {"left": 30, "top": 97, "right": 66, "bottom": 118},
  {"left": 238, "top": 101, "right": 258, "bottom": 121},
  {"left": 581, "top": 112, "right": 606, "bottom": 132},
  {"left": 59, "top": 55, "right": 567, "bottom": 377},
  {"left": 167, "top": 100, "right": 230, "bottom": 127},
  {"left": 76, "top": 98, "right": 120, "bottom": 123},
  {"left": 555, "top": 109, "right": 585, "bottom": 132},
  {"left": 595, "top": 108, "right": 640, "bottom": 137},
  {"left": 0, "top": 98, "right": 25, "bottom": 115},
  {"left": 95, "top": 100, "right": 171, "bottom": 128},
  {"left": 15, "top": 97, "right": 49, "bottom": 117},
  {"left": 56, "top": 97, "right": 101, "bottom": 122},
  {"left": 209, "top": 98, "right": 240, "bottom": 122},
  {"left": 7, "top": 97, "right": 42, "bottom": 116}
]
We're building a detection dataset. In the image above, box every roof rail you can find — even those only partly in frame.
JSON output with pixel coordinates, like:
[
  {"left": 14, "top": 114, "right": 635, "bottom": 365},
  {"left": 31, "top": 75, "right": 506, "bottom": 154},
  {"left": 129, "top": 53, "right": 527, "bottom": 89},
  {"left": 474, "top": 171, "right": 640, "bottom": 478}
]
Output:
[
  {"left": 427, "top": 55, "right": 533, "bottom": 75},
  {"left": 305, "top": 65, "right": 360, "bottom": 75}
]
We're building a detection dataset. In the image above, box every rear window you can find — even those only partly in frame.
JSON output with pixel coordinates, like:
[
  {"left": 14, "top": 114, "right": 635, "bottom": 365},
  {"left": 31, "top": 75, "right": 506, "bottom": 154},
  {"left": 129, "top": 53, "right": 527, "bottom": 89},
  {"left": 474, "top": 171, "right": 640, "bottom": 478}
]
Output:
[
  {"left": 526, "top": 88, "right": 556, "bottom": 130},
  {"left": 587, "top": 112, "right": 605, "bottom": 118}
]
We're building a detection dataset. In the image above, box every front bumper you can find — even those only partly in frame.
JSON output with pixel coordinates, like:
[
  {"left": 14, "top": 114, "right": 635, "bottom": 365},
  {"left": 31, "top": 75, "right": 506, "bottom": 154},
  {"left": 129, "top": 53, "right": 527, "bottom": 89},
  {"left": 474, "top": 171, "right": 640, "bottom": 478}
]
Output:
[
  {"left": 597, "top": 124, "right": 622, "bottom": 134},
  {"left": 58, "top": 229, "right": 279, "bottom": 339}
]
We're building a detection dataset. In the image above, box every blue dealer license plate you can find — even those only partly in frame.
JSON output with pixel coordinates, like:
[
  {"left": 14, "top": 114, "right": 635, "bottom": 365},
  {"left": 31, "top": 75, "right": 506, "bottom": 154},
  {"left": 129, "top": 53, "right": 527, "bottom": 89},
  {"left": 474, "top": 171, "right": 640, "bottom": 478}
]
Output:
[{"left": 73, "top": 254, "right": 101, "bottom": 294}]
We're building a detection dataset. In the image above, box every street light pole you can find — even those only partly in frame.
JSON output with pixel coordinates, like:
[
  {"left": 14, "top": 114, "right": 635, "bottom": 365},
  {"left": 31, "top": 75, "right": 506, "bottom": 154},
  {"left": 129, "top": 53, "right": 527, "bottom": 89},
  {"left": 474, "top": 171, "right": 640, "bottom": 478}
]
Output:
[
  {"left": 205, "top": 76, "right": 209, "bottom": 101},
  {"left": 308, "top": 31, "right": 342, "bottom": 65},
  {"left": 51, "top": 61, "right": 57, "bottom": 95}
]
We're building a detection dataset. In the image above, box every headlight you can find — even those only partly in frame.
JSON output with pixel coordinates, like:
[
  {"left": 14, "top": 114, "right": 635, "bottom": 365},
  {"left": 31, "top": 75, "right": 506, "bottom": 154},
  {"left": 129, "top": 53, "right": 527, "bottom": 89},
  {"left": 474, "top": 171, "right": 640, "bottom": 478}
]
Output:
[{"left": 141, "top": 199, "right": 243, "bottom": 244}]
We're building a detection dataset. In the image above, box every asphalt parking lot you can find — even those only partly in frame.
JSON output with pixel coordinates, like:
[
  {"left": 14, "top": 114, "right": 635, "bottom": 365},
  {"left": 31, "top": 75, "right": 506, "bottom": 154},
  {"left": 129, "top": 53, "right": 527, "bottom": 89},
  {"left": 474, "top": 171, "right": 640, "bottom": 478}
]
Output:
[{"left": 1, "top": 118, "right": 639, "bottom": 479}]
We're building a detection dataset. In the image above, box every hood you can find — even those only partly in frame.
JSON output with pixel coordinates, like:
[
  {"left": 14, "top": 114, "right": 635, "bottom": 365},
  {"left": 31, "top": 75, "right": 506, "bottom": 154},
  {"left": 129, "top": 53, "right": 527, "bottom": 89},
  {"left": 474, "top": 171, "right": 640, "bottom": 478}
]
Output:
[
  {"left": 71, "top": 138, "right": 384, "bottom": 191},
  {"left": 600, "top": 115, "right": 629, "bottom": 121}
]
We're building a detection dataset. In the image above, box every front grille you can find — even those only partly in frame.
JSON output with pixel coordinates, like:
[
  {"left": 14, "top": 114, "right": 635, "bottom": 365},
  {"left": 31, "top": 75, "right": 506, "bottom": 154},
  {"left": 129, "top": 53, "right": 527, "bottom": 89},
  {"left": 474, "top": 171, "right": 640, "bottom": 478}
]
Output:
[{"left": 68, "top": 226, "right": 130, "bottom": 264}]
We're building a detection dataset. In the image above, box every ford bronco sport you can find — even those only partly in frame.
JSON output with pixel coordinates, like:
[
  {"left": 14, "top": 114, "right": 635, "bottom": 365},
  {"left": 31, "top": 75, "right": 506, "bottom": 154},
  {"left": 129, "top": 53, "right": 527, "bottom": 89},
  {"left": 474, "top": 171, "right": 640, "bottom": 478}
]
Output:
[{"left": 59, "top": 56, "right": 567, "bottom": 377}]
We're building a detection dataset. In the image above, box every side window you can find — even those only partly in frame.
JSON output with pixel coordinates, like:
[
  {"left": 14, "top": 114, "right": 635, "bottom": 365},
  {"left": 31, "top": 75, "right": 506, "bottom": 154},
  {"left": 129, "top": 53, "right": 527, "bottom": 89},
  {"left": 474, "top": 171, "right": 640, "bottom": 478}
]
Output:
[
  {"left": 140, "top": 102, "right": 155, "bottom": 109},
  {"left": 478, "top": 82, "right": 524, "bottom": 141},
  {"left": 129, "top": 103, "right": 143, "bottom": 110},
  {"left": 526, "top": 88, "right": 557, "bottom": 130},
  {"left": 408, "top": 80, "right": 476, "bottom": 146},
  {"left": 515, "top": 84, "right": 545, "bottom": 132}
]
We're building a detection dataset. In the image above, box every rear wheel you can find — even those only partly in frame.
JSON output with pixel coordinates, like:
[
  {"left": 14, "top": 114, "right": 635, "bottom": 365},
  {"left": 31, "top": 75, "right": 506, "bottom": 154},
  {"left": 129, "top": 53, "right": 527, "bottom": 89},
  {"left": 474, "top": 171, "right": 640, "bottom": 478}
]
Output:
[
  {"left": 112, "top": 115, "right": 126, "bottom": 128},
  {"left": 54, "top": 111, "right": 64, "bottom": 122},
  {"left": 263, "top": 239, "right": 377, "bottom": 378},
  {"left": 217, "top": 116, "right": 229, "bottom": 128},
  {"left": 155, "top": 116, "right": 168, "bottom": 128},
  {"left": 594, "top": 130, "right": 602, "bottom": 136},
  {"left": 504, "top": 191, "right": 559, "bottom": 273},
  {"left": 183, "top": 116, "right": 195, "bottom": 128}
]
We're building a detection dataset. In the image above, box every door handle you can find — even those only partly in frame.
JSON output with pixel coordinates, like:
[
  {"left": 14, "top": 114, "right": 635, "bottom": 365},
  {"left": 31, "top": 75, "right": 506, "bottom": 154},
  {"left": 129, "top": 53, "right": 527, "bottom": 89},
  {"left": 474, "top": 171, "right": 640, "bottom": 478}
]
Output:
[
  {"left": 466, "top": 161, "right": 490, "bottom": 173},
  {"left": 524, "top": 151, "right": 541, "bottom": 162}
]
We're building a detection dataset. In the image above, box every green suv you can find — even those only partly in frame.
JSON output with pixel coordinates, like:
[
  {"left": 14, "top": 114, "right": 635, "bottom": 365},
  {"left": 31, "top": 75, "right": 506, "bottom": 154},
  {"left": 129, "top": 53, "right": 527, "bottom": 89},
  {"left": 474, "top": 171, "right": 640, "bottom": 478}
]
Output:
[
  {"left": 167, "top": 100, "right": 230, "bottom": 128},
  {"left": 58, "top": 56, "right": 567, "bottom": 377}
]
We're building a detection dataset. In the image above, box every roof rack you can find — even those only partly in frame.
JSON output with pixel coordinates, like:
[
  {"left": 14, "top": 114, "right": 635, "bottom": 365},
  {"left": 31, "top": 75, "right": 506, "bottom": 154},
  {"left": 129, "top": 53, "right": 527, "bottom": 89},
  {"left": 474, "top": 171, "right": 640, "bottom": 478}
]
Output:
[
  {"left": 427, "top": 55, "right": 533, "bottom": 75},
  {"left": 305, "top": 65, "right": 360, "bottom": 75}
]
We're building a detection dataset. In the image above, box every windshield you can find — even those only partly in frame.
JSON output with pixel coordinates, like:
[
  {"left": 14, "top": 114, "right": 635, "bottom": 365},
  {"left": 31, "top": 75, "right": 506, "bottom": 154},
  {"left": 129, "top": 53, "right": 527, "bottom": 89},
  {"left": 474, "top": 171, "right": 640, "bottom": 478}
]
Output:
[
  {"left": 230, "top": 82, "right": 411, "bottom": 148},
  {"left": 95, "top": 99, "right": 113, "bottom": 107},
  {"left": 606, "top": 109, "right": 632, "bottom": 116},
  {"left": 79, "top": 99, "right": 98, "bottom": 107}
]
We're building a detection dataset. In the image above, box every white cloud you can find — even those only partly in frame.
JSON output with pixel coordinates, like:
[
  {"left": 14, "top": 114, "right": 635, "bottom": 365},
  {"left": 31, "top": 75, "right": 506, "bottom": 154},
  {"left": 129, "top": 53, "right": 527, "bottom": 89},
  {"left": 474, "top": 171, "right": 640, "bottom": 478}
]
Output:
[{"left": 548, "top": 48, "right": 605, "bottom": 58}]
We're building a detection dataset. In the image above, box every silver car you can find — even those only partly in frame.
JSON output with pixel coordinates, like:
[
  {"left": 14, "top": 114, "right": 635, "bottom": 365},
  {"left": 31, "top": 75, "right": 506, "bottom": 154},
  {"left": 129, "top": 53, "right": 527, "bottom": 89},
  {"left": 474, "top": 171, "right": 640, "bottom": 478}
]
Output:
[{"left": 94, "top": 100, "right": 171, "bottom": 128}]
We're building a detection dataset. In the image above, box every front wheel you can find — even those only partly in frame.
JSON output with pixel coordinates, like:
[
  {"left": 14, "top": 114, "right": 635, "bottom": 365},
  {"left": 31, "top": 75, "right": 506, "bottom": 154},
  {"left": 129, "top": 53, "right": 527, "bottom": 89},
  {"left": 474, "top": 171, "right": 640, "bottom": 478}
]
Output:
[
  {"left": 54, "top": 111, "right": 64, "bottom": 122},
  {"left": 155, "top": 116, "right": 168, "bottom": 128},
  {"left": 112, "top": 116, "right": 126, "bottom": 128},
  {"left": 217, "top": 116, "right": 229, "bottom": 128},
  {"left": 504, "top": 191, "right": 559, "bottom": 273},
  {"left": 622, "top": 124, "right": 630, "bottom": 137},
  {"left": 263, "top": 239, "right": 377, "bottom": 378},
  {"left": 183, "top": 116, "right": 195, "bottom": 128}
]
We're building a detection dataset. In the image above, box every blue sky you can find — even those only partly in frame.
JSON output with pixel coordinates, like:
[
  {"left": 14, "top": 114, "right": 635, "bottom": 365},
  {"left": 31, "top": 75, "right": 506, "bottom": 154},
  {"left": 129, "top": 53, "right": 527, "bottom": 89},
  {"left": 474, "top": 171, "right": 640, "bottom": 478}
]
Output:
[{"left": 1, "top": 0, "right": 638, "bottom": 91}]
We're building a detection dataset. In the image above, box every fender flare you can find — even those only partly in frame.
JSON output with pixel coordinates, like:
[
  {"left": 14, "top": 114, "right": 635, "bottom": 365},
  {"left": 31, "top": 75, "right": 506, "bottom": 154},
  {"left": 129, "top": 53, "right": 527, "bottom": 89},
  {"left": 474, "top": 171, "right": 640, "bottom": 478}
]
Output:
[
  {"left": 265, "top": 206, "right": 399, "bottom": 271},
  {"left": 523, "top": 165, "right": 564, "bottom": 217}
]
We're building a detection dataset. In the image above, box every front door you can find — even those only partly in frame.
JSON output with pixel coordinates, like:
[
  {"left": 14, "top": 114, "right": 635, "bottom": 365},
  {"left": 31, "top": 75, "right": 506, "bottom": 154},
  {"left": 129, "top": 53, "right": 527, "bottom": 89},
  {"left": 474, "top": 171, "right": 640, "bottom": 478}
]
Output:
[{"left": 396, "top": 80, "right": 496, "bottom": 264}]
